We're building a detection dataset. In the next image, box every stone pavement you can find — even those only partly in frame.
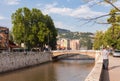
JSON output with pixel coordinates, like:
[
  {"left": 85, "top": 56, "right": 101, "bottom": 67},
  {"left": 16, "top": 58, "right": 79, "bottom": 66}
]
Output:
[{"left": 101, "top": 55, "right": 120, "bottom": 81}]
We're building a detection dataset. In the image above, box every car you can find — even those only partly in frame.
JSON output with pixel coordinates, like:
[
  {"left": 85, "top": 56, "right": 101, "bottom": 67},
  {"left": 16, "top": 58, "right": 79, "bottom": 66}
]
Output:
[{"left": 113, "top": 50, "right": 120, "bottom": 57}]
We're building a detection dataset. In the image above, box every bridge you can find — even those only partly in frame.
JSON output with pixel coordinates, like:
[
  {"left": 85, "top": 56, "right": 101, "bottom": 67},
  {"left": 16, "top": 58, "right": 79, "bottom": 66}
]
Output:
[
  {"left": 52, "top": 50, "right": 97, "bottom": 57},
  {"left": 52, "top": 50, "right": 103, "bottom": 81}
]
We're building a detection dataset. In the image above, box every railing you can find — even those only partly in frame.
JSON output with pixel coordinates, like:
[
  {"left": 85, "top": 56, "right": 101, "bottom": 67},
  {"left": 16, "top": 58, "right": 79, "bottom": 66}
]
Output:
[
  {"left": 85, "top": 51, "right": 103, "bottom": 81},
  {"left": 52, "top": 50, "right": 96, "bottom": 58}
]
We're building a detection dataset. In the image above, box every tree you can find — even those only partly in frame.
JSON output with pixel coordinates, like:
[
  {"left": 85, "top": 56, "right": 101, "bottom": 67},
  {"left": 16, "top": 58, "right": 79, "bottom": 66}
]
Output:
[
  {"left": 83, "top": 0, "right": 120, "bottom": 49},
  {"left": 105, "top": 24, "right": 120, "bottom": 49},
  {"left": 12, "top": 7, "right": 57, "bottom": 50},
  {"left": 44, "top": 15, "right": 57, "bottom": 49},
  {"left": 103, "top": 8, "right": 120, "bottom": 49},
  {"left": 107, "top": 8, "right": 120, "bottom": 35},
  {"left": 93, "top": 31, "right": 105, "bottom": 50},
  {"left": 81, "top": 0, "right": 120, "bottom": 24}
]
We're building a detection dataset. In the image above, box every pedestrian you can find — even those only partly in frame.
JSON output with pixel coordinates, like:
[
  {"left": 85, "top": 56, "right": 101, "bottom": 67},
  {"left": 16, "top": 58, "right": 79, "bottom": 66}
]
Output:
[
  {"left": 44, "top": 45, "right": 49, "bottom": 52},
  {"left": 101, "top": 46, "right": 110, "bottom": 70}
]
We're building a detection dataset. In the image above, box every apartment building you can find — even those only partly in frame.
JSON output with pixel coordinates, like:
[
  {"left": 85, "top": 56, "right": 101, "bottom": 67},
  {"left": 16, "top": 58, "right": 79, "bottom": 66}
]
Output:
[
  {"left": 0, "top": 26, "right": 9, "bottom": 50},
  {"left": 57, "top": 38, "right": 80, "bottom": 50},
  {"left": 70, "top": 39, "right": 80, "bottom": 50},
  {"left": 57, "top": 38, "right": 70, "bottom": 50}
]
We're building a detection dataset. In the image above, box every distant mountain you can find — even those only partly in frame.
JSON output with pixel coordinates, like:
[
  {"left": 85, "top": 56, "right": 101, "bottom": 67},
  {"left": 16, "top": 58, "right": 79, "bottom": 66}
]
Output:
[{"left": 56, "top": 28, "right": 70, "bottom": 34}]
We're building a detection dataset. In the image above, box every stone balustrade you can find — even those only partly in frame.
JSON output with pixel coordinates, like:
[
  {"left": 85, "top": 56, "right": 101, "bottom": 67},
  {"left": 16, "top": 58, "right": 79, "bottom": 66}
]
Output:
[
  {"left": 0, "top": 52, "right": 52, "bottom": 73},
  {"left": 85, "top": 51, "right": 103, "bottom": 81}
]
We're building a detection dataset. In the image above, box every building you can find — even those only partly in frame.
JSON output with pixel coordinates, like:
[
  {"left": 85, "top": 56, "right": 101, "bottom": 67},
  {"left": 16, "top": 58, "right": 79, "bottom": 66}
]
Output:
[
  {"left": 57, "top": 38, "right": 80, "bottom": 50},
  {"left": 0, "top": 26, "right": 9, "bottom": 50},
  {"left": 70, "top": 39, "right": 80, "bottom": 50},
  {"left": 57, "top": 38, "right": 70, "bottom": 50}
]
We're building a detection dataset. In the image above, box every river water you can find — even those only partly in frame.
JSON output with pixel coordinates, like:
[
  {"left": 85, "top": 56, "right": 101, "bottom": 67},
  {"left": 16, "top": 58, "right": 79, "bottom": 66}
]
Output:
[{"left": 0, "top": 55, "right": 94, "bottom": 81}]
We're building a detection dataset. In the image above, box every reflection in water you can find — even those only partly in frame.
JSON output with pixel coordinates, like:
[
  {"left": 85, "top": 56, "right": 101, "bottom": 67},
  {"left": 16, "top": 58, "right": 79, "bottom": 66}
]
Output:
[{"left": 0, "top": 55, "right": 94, "bottom": 81}]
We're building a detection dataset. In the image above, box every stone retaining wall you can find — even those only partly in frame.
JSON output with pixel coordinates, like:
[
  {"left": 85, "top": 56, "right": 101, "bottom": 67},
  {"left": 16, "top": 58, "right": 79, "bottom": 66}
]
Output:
[
  {"left": 85, "top": 51, "right": 103, "bottom": 81},
  {"left": 0, "top": 52, "right": 52, "bottom": 73}
]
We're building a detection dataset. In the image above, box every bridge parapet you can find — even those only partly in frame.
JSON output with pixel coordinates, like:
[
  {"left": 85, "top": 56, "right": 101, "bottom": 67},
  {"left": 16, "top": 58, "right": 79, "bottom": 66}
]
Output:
[
  {"left": 85, "top": 51, "right": 103, "bottom": 81},
  {"left": 52, "top": 50, "right": 98, "bottom": 58}
]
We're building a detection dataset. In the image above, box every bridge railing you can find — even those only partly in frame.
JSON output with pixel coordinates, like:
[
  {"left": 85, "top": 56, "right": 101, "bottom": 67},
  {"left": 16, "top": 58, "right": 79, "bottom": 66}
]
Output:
[{"left": 52, "top": 50, "right": 97, "bottom": 58}]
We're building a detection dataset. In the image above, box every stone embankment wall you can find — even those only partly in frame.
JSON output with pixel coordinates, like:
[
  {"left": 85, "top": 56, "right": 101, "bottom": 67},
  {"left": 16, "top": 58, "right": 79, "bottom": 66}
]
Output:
[
  {"left": 85, "top": 51, "right": 103, "bottom": 81},
  {"left": 0, "top": 52, "right": 52, "bottom": 73}
]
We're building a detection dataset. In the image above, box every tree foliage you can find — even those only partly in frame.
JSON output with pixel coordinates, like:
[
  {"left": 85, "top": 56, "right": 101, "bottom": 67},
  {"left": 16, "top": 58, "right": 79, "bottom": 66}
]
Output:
[
  {"left": 105, "top": 8, "right": 120, "bottom": 49},
  {"left": 12, "top": 7, "right": 57, "bottom": 50},
  {"left": 93, "top": 31, "right": 104, "bottom": 50},
  {"left": 93, "top": 7, "right": 120, "bottom": 50}
]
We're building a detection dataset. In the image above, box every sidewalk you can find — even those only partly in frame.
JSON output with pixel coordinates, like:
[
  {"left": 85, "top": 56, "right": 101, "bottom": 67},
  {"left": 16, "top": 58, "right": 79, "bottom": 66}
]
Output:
[{"left": 101, "top": 56, "right": 120, "bottom": 81}]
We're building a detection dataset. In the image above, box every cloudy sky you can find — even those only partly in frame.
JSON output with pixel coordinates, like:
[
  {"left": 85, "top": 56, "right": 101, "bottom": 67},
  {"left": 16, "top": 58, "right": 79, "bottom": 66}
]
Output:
[{"left": 0, "top": 0, "right": 120, "bottom": 32}]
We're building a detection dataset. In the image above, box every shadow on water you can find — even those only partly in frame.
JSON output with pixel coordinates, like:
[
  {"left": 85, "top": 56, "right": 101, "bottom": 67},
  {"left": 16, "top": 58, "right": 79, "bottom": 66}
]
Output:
[{"left": 53, "top": 54, "right": 95, "bottom": 61}]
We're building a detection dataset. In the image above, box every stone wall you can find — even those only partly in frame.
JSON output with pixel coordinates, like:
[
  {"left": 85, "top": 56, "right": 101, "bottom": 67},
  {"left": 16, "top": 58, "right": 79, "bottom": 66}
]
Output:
[
  {"left": 0, "top": 52, "right": 52, "bottom": 73},
  {"left": 84, "top": 51, "right": 103, "bottom": 81}
]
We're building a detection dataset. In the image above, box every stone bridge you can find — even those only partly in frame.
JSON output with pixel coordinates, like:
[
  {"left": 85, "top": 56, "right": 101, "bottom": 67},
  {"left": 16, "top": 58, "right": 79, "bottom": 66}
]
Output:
[
  {"left": 52, "top": 50, "right": 98, "bottom": 58},
  {"left": 52, "top": 50, "right": 103, "bottom": 81}
]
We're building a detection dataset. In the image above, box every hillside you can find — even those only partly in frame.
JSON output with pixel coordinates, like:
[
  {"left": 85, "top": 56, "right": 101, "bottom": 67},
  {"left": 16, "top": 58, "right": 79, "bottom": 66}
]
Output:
[
  {"left": 56, "top": 28, "right": 70, "bottom": 34},
  {"left": 56, "top": 28, "right": 94, "bottom": 49}
]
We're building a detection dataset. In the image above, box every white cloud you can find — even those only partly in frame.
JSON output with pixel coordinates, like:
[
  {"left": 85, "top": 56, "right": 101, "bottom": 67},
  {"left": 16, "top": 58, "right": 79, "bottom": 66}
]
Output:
[
  {"left": 42, "top": 3, "right": 105, "bottom": 18},
  {"left": 0, "top": 16, "right": 5, "bottom": 20},
  {"left": 4, "top": 0, "right": 20, "bottom": 5},
  {"left": 54, "top": 21, "right": 75, "bottom": 31},
  {"left": 70, "top": 5, "right": 105, "bottom": 18},
  {"left": 99, "top": 0, "right": 120, "bottom": 8},
  {"left": 54, "top": 21, "right": 65, "bottom": 29},
  {"left": 114, "top": 1, "right": 120, "bottom": 8}
]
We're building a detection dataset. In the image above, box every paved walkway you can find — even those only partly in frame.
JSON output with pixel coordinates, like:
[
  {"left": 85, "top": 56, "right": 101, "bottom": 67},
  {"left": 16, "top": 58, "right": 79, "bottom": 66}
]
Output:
[{"left": 101, "top": 55, "right": 120, "bottom": 81}]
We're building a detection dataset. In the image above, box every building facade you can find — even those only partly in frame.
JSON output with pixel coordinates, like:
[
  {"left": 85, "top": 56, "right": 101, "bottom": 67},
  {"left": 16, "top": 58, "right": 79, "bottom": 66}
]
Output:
[
  {"left": 57, "top": 38, "right": 80, "bottom": 50},
  {"left": 57, "top": 38, "right": 70, "bottom": 50},
  {"left": 70, "top": 39, "right": 80, "bottom": 50},
  {"left": 0, "top": 26, "right": 9, "bottom": 50}
]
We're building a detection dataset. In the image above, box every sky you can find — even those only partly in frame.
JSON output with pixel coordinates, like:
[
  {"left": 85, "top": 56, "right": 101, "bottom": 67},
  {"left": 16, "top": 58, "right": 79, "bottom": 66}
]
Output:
[{"left": 0, "top": 0, "right": 120, "bottom": 33}]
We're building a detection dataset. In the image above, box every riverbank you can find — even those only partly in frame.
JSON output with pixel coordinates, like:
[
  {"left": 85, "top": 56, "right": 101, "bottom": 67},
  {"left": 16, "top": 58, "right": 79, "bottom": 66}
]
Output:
[
  {"left": 0, "top": 54, "right": 94, "bottom": 81},
  {"left": 0, "top": 52, "right": 52, "bottom": 73}
]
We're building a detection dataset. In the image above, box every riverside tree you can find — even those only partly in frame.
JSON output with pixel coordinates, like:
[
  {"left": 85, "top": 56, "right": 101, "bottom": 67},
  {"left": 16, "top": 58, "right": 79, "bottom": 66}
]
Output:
[
  {"left": 105, "top": 8, "right": 120, "bottom": 49},
  {"left": 12, "top": 7, "right": 57, "bottom": 50},
  {"left": 93, "top": 8, "right": 120, "bottom": 50},
  {"left": 83, "top": 0, "right": 120, "bottom": 49}
]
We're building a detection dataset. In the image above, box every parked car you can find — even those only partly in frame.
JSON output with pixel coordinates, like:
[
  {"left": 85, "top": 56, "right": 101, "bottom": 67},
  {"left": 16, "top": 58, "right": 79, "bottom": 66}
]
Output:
[{"left": 113, "top": 50, "right": 120, "bottom": 57}]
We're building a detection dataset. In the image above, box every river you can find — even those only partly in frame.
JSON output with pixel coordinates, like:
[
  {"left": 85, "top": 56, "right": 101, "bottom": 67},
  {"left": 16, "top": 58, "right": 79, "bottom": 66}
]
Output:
[{"left": 0, "top": 55, "right": 94, "bottom": 81}]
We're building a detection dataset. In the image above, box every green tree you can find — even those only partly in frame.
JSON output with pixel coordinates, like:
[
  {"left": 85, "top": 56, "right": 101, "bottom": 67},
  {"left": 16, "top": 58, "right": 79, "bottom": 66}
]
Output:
[
  {"left": 105, "top": 24, "right": 120, "bottom": 49},
  {"left": 44, "top": 15, "right": 57, "bottom": 49},
  {"left": 12, "top": 7, "right": 57, "bottom": 50},
  {"left": 105, "top": 8, "right": 120, "bottom": 49},
  {"left": 93, "top": 31, "right": 106, "bottom": 50}
]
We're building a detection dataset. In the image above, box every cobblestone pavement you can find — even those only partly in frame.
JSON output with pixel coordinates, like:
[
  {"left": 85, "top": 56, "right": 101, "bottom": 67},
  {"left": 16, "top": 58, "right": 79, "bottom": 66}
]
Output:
[{"left": 102, "top": 55, "right": 120, "bottom": 81}]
